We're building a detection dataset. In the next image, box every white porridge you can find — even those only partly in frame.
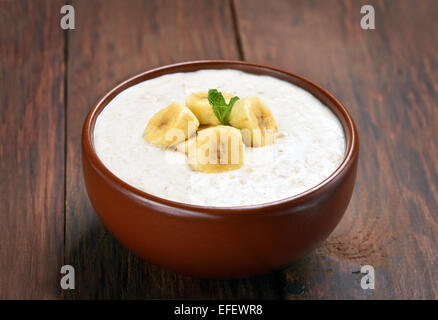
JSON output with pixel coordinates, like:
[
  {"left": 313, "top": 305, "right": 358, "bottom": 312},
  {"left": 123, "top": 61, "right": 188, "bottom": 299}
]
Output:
[{"left": 94, "top": 69, "right": 346, "bottom": 207}]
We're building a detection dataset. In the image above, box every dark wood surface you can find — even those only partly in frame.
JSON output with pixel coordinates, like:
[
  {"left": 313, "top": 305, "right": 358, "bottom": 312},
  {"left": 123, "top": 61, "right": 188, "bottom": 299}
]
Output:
[
  {"left": 1, "top": 0, "right": 437, "bottom": 299},
  {"left": 235, "top": 0, "right": 438, "bottom": 299},
  {"left": 0, "top": 0, "right": 65, "bottom": 299}
]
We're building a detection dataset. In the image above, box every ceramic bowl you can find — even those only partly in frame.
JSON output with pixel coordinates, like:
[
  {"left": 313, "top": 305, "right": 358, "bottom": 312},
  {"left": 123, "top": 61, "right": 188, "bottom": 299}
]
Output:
[{"left": 82, "top": 60, "right": 359, "bottom": 279}]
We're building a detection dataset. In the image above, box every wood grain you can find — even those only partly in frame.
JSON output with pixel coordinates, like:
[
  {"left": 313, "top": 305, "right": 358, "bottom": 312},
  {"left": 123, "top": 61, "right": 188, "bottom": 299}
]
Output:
[
  {"left": 234, "top": 0, "right": 438, "bottom": 299},
  {"left": 64, "top": 0, "right": 281, "bottom": 299},
  {"left": 0, "top": 0, "right": 65, "bottom": 299},
  {"left": 2, "top": 0, "right": 437, "bottom": 300}
]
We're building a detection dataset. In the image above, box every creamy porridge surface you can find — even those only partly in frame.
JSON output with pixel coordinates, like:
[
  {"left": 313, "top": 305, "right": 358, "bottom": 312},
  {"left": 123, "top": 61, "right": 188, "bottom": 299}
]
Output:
[{"left": 94, "top": 69, "right": 346, "bottom": 207}]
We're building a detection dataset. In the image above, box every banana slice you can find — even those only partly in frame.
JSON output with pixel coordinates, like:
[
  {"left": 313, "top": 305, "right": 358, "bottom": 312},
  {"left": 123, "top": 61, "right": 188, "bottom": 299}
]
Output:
[
  {"left": 229, "top": 97, "right": 277, "bottom": 147},
  {"left": 144, "top": 102, "right": 199, "bottom": 148},
  {"left": 173, "top": 126, "right": 212, "bottom": 154},
  {"left": 174, "top": 136, "right": 196, "bottom": 154},
  {"left": 186, "top": 91, "right": 235, "bottom": 125},
  {"left": 187, "top": 126, "right": 244, "bottom": 173}
]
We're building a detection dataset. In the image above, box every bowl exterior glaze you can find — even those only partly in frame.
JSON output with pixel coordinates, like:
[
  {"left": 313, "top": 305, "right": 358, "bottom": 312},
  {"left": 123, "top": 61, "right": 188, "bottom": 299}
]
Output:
[{"left": 82, "top": 60, "right": 359, "bottom": 279}]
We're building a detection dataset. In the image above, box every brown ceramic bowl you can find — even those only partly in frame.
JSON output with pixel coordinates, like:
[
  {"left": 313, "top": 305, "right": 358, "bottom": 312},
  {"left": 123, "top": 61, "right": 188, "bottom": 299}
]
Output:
[{"left": 82, "top": 60, "right": 359, "bottom": 279}]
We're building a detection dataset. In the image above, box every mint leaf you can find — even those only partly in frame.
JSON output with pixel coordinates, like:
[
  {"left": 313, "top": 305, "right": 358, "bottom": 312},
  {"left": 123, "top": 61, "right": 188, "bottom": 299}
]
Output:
[
  {"left": 208, "top": 89, "right": 239, "bottom": 125},
  {"left": 208, "top": 89, "right": 226, "bottom": 107},
  {"left": 223, "top": 96, "right": 239, "bottom": 125}
]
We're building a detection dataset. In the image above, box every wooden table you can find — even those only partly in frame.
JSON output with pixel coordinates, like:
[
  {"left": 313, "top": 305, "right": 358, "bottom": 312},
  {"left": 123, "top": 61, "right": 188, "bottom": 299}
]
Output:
[{"left": 1, "top": 0, "right": 437, "bottom": 299}]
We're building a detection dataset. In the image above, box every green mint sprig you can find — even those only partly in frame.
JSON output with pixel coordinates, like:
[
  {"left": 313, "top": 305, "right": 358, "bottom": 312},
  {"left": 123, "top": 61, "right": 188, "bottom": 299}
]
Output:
[{"left": 207, "top": 89, "right": 239, "bottom": 125}]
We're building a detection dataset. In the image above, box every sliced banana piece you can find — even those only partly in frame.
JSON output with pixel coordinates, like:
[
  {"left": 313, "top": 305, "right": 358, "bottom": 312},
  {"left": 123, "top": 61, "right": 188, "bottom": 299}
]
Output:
[
  {"left": 187, "top": 126, "right": 244, "bottom": 173},
  {"left": 186, "top": 91, "right": 235, "bottom": 125},
  {"left": 174, "top": 136, "right": 196, "bottom": 154},
  {"left": 144, "top": 102, "right": 199, "bottom": 148},
  {"left": 229, "top": 97, "right": 277, "bottom": 147},
  {"left": 173, "top": 125, "right": 212, "bottom": 154}
]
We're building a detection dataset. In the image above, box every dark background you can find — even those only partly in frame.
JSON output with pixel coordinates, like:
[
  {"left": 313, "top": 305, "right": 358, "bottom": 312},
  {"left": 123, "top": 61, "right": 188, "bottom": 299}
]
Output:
[{"left": 0, "top": 0, "right": 437, "bottom": 299}]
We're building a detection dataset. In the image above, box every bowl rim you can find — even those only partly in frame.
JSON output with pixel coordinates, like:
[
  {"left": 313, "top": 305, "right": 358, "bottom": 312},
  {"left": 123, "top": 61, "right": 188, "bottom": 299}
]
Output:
[{"left": 82, "top": 60, "right": 359, "bottom": 216}]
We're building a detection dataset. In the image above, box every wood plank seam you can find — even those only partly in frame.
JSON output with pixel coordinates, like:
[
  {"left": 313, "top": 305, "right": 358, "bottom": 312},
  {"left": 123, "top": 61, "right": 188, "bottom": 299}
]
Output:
[
  {"left": 229, "top": 0, "right": 245, "bottom": 61},
  {"left": 61, "top": 0, "right": 70, "bottom": 300}
]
